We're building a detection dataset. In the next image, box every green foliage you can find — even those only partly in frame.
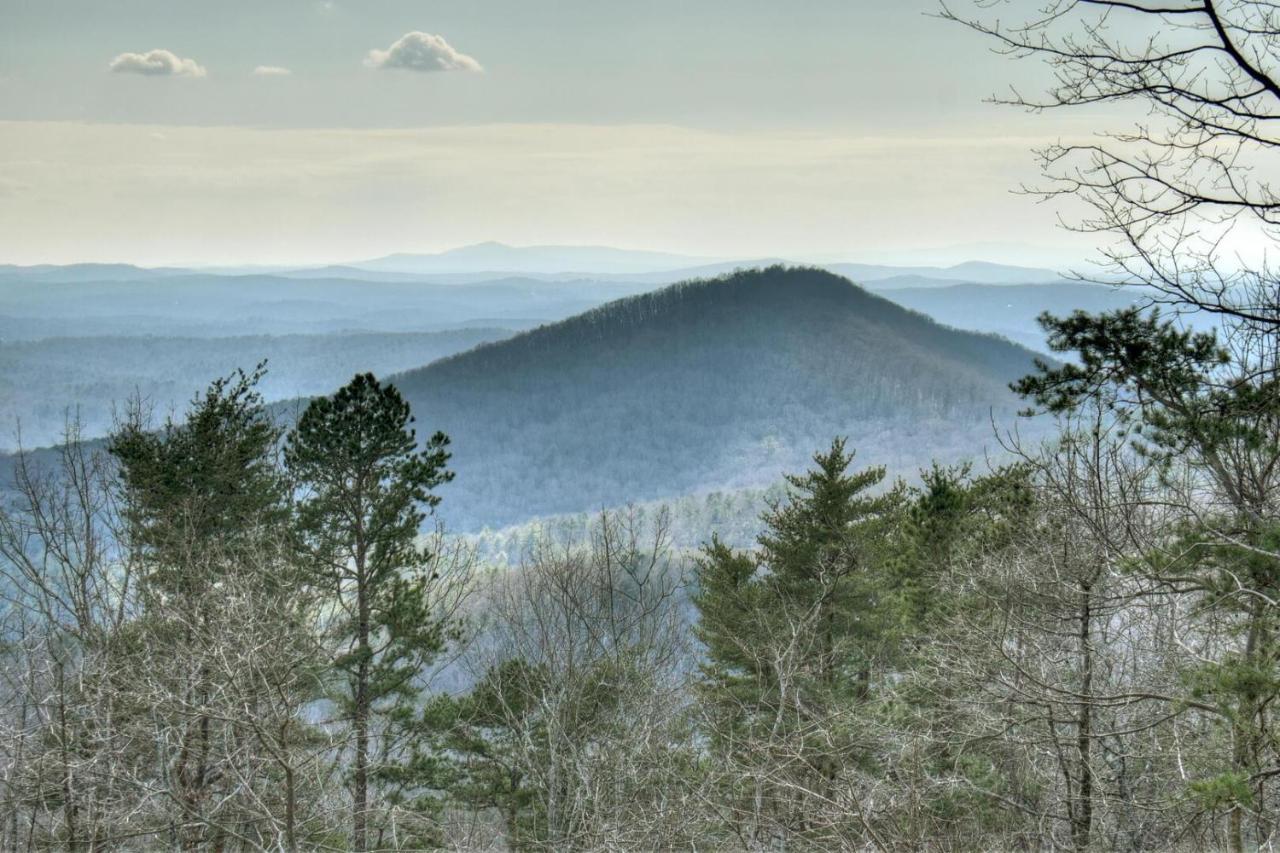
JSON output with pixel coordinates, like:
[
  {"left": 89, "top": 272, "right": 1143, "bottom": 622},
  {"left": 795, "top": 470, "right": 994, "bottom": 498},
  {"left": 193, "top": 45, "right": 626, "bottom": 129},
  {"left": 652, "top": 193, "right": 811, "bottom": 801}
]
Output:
[
  {"left": 413, "top": 659, "right": 550, "bottom": 849},
  {"left": 1013, "top": 308, "right": 1275, "bottom": 466},
  {"left": 1189, "top": 772, "right": 1254, "bottom": 811},
  {"left": 285, "top": 371, "right": 457, "bottom": 848},
  {"left": 692, "top": 439, "right": 906, "bottom": 838},
  {"left": 891, "top": 461, "right": 1034, "bottom": 626},
  {"left": 695, "top": 438, "right": 902, "bottom": 703},
  {"left": 109, "top": 362, "right": 289, "bottom": 595},
  {"left": 286, "top": 372, "right": 455, "bottom": 705}
]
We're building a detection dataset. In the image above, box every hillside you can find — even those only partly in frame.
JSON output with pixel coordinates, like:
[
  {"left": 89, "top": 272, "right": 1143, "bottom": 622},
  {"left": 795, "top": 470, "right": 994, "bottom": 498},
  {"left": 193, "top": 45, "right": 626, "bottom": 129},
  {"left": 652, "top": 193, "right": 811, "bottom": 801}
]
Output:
[
  {"left": 879, "top": 282, "right": 1153, "bottom": 352},
  {"left": 0, "top": 328, "right": 512, "bottom": 450},
  {"left": 0, "top": 273, "right": 660, "bottom": 341},
  {"left": 386, "top": 266, "right": 1046, "bottom": 530}
]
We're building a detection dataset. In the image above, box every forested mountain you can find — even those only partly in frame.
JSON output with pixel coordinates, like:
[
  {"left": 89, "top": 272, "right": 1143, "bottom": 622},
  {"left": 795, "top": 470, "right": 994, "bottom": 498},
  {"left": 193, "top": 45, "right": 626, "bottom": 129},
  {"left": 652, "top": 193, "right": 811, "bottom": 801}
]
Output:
[
  {"left": 0, "top": 273, "right": 653, "bottom": 340},
  {"left": 384, "top": 266, "right": 1046, "bottom": 530}
]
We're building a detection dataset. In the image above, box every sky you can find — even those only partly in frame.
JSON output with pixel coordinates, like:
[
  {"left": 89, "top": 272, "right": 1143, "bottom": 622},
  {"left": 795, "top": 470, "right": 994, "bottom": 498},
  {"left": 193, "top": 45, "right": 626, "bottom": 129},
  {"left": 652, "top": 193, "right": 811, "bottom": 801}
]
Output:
[{"left": 0, "top": 0, "right": 1102, "bottom": 267}]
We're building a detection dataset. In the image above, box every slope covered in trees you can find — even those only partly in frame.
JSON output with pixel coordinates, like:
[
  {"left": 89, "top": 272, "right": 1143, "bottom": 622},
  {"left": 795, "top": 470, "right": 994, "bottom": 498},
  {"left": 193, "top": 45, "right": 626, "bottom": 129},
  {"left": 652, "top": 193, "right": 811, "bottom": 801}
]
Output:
[
  {"left": 0, "top": 329, "right": 512, "bottom": 450},
  {"left": 387, "top": 266, "right": 1046, "bottom": 529}
]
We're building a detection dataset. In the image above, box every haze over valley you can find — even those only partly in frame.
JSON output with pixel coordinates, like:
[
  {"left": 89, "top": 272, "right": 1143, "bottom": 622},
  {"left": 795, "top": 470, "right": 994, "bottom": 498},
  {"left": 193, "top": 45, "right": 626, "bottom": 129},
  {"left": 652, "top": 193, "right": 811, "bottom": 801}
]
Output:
[{"left": 1, "top": 243, "right": 1129, "bottom": 456}]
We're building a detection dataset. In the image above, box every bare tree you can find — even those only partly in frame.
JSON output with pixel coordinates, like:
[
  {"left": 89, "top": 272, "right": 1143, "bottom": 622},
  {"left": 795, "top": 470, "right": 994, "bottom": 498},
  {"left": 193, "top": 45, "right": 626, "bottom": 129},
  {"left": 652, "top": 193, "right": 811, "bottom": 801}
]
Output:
[
  {"left": 450, "top": 508, "right": 695, "bottom": 851},
  {"left": 0, "top": 421, "right": 137, "bottom": 850},
  {"left": 942, "top": 0, "right": 1280, "bottom": 325}
]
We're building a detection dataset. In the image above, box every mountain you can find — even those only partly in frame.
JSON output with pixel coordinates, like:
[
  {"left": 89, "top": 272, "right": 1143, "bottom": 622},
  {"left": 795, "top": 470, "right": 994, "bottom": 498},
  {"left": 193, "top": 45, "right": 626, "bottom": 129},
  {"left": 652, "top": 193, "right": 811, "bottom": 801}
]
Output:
[
  {"left": 340, "top": 243, "right": 1065, "bottom": 285},
  {"left": 0, "top": 263, "right": 182, "bottom": 283},
  {"left": 350, "top": 242, "right": 717, "bottom": 276},
  {"left": 828, "top": 261, "right": 1066, "bottom": 287},
  {"left": 878, "top": 282, "right": 1155, "bottom": 352},
  {"left": 0, "top": 328, "right": 513, "bottom": 451},
  {"left": 0, "top": 273, "right": 658, "bottom": 341},
  {"left": 381, "top": 266, "right": 1048, "bottom": 531},
  {"left": 0, "top": 254, "right": 1069, "bottom": 289}
]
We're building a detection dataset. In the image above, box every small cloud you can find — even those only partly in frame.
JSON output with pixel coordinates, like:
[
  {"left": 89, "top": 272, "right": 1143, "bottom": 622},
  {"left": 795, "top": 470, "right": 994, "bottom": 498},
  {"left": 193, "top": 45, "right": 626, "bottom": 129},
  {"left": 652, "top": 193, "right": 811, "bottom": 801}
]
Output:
[
  {"left": 317, "top": 0, "right": 337, "bottom": 13},
  {"left": 109, "top": 49, "right": 206, "bottom": 78},
  {"left": 365, "top": 32, "right": 482, "bottom": 73},
  {"left": 253, "top": 65, "right": 292, "bottom": 76}
]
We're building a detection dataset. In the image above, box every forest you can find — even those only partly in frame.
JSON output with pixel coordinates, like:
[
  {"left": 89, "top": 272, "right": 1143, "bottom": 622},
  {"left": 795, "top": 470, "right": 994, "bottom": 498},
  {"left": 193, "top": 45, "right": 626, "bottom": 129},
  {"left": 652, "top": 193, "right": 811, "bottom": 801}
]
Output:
[
  {"left": 6, "top": 0, "right": 1280, "bottom": 850},
  {"left": 385, "top": 266, "right": 1045, "bottom": 530},
  {"left": 3, "top": 296, "right": 1279, "bottom": 849}
]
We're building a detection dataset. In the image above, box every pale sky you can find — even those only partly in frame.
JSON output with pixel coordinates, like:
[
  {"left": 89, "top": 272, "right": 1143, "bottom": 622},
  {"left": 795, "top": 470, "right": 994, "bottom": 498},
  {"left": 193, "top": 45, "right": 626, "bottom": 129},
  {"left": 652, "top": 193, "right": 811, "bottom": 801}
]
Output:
[{"left": 0, "top": 0, "right": 1101, "bottom": 266}]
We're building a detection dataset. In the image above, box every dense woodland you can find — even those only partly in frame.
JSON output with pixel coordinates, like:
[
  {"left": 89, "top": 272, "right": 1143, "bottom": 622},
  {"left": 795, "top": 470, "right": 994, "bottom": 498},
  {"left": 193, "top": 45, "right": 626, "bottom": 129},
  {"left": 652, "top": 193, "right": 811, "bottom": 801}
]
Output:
[{"left": 389, "top": 267, "right": 1046, "bottom": 530}]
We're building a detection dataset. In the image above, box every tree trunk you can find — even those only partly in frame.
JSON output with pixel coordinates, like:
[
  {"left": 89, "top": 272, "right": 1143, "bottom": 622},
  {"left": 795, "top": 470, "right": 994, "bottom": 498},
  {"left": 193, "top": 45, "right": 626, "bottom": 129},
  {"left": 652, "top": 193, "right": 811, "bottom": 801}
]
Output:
[
  {"left": 353, "top": 547, "right": 370, "bottom": 853},
  {"left": 1073, "top": 579, "right": 1093, "bottom": 852},
  {"left": 284, "top": 760, "right": 298, "bottom": 853}
]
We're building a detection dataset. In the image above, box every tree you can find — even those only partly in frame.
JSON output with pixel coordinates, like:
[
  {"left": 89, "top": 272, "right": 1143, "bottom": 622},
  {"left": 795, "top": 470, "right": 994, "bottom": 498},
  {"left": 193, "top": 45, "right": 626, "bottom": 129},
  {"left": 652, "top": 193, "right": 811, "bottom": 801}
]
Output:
[
  {"left": 941, "top": 0, "right": 1280, "bottom": 326},
  {"left": 945, "top": 4, "right": 1280, "bottom": 845},
  {"left": 431, "top": 509, "right": 692, "bottom": 851},
  {"left": 1009, "top": 316, "right": 1280, "bottom": 848},
  {"left": 284, "top": 372, "right": 455, "bottom": 852},
  {"left": 109, "top": 362, "right": 289, "bottom": 599},
  {"left": 109, "top": 366, "right": 304, "bottom": 849},
  {"left": 693, "top": 439, "right": 904, "bottom": 847},
  {"left": 0, "top": 420, "right": 135, "bottom": 850}
]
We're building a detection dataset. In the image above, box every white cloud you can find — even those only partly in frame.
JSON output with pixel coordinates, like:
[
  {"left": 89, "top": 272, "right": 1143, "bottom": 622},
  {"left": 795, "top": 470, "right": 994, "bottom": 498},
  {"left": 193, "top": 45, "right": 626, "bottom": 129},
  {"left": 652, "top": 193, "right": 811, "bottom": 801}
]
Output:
[
  {"left": 253, "top": 65, "right": 292, "bottom": 76},
  {"left": 365, "top": 32, "right": 482, "bottom": 73},
  {"left": 109, "top": 49, "right": 206, "bottom": 78}
]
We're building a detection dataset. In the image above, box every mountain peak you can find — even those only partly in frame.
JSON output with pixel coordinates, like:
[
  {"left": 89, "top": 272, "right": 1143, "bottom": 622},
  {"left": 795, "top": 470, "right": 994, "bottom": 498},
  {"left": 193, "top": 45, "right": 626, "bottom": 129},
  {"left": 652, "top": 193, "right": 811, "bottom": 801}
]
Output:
[
  {"left": 352, "top": 242, "right": 714, "bottom": 276},
  {"left": 388, "top": 265, "right": 1044, "bottom": 530}
]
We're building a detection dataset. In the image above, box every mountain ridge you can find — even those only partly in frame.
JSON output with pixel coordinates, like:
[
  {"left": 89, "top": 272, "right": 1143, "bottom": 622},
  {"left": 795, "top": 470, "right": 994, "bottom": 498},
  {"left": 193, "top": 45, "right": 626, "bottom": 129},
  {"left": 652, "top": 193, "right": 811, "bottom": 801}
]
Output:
[{"left": 374, "top": 266, "right": 1047, "bottom": 530}]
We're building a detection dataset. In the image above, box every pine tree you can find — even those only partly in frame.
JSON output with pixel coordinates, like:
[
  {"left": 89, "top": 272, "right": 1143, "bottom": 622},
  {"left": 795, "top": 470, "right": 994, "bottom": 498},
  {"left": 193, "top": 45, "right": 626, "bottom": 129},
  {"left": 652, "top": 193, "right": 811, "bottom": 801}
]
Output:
[
  {"left": 108, "top": 365, "right": 301, "bottom": 848},
  {"left": 1017, "top": 309, "right": 1280, "bottom": 852},
  {"left": 109, "top": 362, "right": 289, "bottom": 597},
  {"left": 693, "top": 438, "right": 903, "bottom": 842},
  {"left": 284, "top": 372, "right": 454, "bottom": 852}
]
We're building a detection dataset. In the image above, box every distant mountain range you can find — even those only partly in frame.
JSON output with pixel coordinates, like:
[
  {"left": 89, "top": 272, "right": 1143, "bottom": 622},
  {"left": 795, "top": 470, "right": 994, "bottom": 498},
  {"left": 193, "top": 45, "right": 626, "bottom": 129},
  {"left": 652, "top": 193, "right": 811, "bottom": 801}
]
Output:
[
  {"left": 0, "top": 274, "right": 655, "bottom": 341},
  {"left": 0, "top": 242, "right": 1071, "bottom": 287},
  {"left": 4, "top": 250, "right": 1145, "bottom": 503},
  {"left": 367, "top": 266, "right": 1049, "bottom": 531},
  {"left": 346, "top": 242, "right": 719, "bottom": 276},
  {"left": 0, "top": 329, "right": 513, "bottom": 451},
  {"left": 881, "top": 282, "right": 1156, "bottom": 352}
]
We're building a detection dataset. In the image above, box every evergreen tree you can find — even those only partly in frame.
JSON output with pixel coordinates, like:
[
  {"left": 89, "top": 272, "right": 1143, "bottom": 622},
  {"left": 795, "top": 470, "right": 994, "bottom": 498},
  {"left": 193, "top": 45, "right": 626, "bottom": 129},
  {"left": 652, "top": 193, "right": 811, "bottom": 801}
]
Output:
[
  {"left": 109, "top": 362, "right": 289, "bottom": 597},
  {"left": 1018, "top": 308, "right": 1280, "bottom": 852},
  {"left": 284, "top": 372, "right": 454, "bottom": 852},
  {"left": 108, "top": 365, "right": 305, "bottom": 848},
  {"left": 693, "top": 439, "right": 903, "bottom": 842}
]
